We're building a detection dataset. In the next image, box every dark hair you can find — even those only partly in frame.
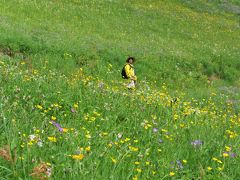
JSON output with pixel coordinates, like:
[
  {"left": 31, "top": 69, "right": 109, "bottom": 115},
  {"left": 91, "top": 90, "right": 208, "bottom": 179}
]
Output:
[{"left": 126, "top": 56, "right": 135, "bottom": 63}]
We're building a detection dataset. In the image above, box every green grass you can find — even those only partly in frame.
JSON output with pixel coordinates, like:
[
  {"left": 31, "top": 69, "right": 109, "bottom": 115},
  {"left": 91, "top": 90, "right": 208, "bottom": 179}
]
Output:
[{"left": 0, "top": 0, "right": 240, "bottom": 179}]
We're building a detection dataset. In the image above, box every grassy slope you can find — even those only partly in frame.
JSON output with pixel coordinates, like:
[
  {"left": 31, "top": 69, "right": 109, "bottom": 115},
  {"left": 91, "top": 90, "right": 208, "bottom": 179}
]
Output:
[
  {"left": 0, "top": 0, "right": 240, "bottom": 179},
  {"left": 0, "top": 0, "right": 239, "bottom": 87}
]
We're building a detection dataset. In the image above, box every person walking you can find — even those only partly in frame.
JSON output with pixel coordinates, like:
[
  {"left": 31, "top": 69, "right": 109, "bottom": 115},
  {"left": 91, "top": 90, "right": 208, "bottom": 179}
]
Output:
[{"left": 122, "top": 57, "right": 137, "bottom": 89}]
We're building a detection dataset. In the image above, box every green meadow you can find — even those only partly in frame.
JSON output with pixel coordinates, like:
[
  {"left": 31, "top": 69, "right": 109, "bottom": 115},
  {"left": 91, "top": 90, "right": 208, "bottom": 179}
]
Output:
[{"left": 0, "top": 0, "right": 239, "bottom": 179}]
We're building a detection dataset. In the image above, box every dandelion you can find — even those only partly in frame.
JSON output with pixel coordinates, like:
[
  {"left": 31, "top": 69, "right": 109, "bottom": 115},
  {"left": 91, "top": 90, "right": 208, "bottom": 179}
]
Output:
[
  {"left": 72, "top": 154, "right": 84, "bottom": 160},
  {"left": 48, "top": 136, "right": 57, "bottom": 142},
  {"left": 225, "top": 146, "right": 231, "bottom": 152},
  {"left": 36, "top": 104, "right": 43, "bottom": 110},
  {"left": 207, "top": 167, "right": 212, "bottom": 171},
  {"left": 212, "top": 157, "right": 218, "bottom": 161},
  {"left": 125, "top": 137, "right": 130, "bottom": 142},
  {"left": 133, "top": 175, "right": 138, "bottom": 180},
  {"left": 136, "top": 168, "right": 142, "bottom": 173},
  {"left": 51, "top": 116, "right": 57, "bottom": 121},
  {"left": 223, "top": 152, "right": 229, "bottom": 157},
  {"left": 85, "top": 146, "right": 91, "bottom": 152},
  {"left": 108, "top": 143, "right": 113, "bottom": 148},
  {"left": 73, "top": 104, "right": 78, "bottom": 108},
  {"left": 62, "top": 128, "right": 68, "bottom": 133},
  {"left": 19, "top": 157, "right": 24, "bottom": 160},
  {"left": 217, "top": 160, "right": 223, "bottom": 164},
  {"left": 129, "top": 146, "right": 139, "bottom": 152},
  {"left": 85, "top": 134, "right": 91, "bottom": 139},
  {"left": 28, "top": 141, "right": 33, "bottom": 146}
]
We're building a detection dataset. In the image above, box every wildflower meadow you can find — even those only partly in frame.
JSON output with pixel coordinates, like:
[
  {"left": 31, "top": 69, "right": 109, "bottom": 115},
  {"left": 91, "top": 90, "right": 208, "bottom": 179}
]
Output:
[{"left": 0, "top": 0, "right": 239, "bottom": 179}]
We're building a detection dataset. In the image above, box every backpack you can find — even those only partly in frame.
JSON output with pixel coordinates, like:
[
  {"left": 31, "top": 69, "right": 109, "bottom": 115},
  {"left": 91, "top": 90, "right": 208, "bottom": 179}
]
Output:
[{"left": 121, "top": 64, "right": 129, "bottom": 79}]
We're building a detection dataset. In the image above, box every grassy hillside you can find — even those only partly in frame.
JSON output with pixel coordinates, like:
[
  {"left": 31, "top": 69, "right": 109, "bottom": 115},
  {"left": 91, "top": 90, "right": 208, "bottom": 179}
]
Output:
[
  {"left": 0, "top": 0, "right": 239, "bottom": 87},
  {"left": 0, "top": 0, "right": 240, "bottom": 179}
]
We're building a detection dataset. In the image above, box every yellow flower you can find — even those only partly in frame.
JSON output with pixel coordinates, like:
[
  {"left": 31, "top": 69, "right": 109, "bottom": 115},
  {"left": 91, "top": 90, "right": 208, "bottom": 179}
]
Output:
[
  {"left": 225, "top": 146, "right": 231, "bottom": 152},
  {"left": 28, "top": 141, "right": 33, "bottom": 146},
  {"left": 51, "top": 116, "right": 57, "bottom": 121},
  {"left": 36, "top": 105, "right": 43, "bottom": 109},
  {"left": 85, "top": 146, "right": 91, "bottom": 152},
  {"left": 73, "top": 104, "right": 78, "bottom": 108},
  {"left": 169, "top": 172, "right": 175, "bottom": 176},
  {"left": 207, "top": 167, "right": 212, "bottom": 171},
  {"left": 85, "top": 134, "right": 91, "bottom": 139},
  {"left": 120, "top": 140, "right": 125, "bottom": 144},
  {"left": 19, "top": 157, "right": 24, "bottom": 160},
  {"left": 180, "top": 124, "right": 185, "bottom": 128},
  {"left": 182, "top": 160, "right": 187, "bottom": 164},
  {"left": 129, "top": 146, "right": 139, "bottom": 152},
  {"left": 132, "top": 175, "right": 138, "bottom": 180},
  {"left": 108, "top": 143, "right": 113, "bottom": 148},
  {"left": 217, "top": 167, "right": 223, "bottom": 171},
  {"left": 110, "top": 157, "right": 117, "bottom": 163},
  {"left": 48, "top": 136, "right": 57, "bottom": 142},
  {"left": 134, "top": 162, "right": 140, "bottom": 165},
  {"left": 46, "top": 162, "right": 51, "bottom": 166},
  {"left": 35, "top": 129, "right": 40, "bottom": 133},
  {"left": 125, "top": 138, "right": 130, "bottom": 142},
  {"left": 217, "top": 160, "right": 223, "bottom": 164},
  {"left": 145, "top": 161, "right": 150, "bottom": 165},
  {"left": 223, "top": 153, "right": 229, "bottom": 157},
  {"left": 62, "top": 128, "right": 68, "bottom": 132},
  {"left": 136, "top": 168, "right": 142, "bottom": 173},
  {"left": 102, "top": 132, "right": 108, "bottom": 136},
  {"left": 72, "top": 154, "right": 84, "bottom": 160}
]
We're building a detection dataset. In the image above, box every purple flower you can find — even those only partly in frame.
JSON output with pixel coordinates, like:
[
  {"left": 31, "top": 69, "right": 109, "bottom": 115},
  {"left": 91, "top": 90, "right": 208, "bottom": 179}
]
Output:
[
  {"left": 191, "top": 140, "right": 203, "bottom": 147},
  {"left": 176, "top": 160, "right": 183, "bottom": 169},
  {"left": 50, "top": 120, "right": 63, "bottom": 132},
  {"left": 159, "top": 139, "right": 163, "bottom": 143},
  {"left": 230, "top": 153, "right": 237, "bottom": 158},
  {"left": 153, "top": 128, "right": 158, "bottom": 133}
]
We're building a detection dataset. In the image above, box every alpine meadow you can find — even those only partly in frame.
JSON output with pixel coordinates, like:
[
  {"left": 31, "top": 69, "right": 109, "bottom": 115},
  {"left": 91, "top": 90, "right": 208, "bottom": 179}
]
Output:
[{"left": 0, "top": 0, "right": 240, "bottom": 179}]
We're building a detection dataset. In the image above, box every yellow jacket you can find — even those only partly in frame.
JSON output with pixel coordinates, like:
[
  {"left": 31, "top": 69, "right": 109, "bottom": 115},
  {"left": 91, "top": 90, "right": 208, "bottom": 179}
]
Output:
[{"left": 125, "top": 63, "right": 137, "bottom": 80}]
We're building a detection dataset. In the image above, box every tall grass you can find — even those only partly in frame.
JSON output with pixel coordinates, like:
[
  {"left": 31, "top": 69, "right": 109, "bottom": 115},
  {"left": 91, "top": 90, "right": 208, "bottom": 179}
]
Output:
[{"left": 0, "top": 0, "right": 240, "bottom": 179}]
